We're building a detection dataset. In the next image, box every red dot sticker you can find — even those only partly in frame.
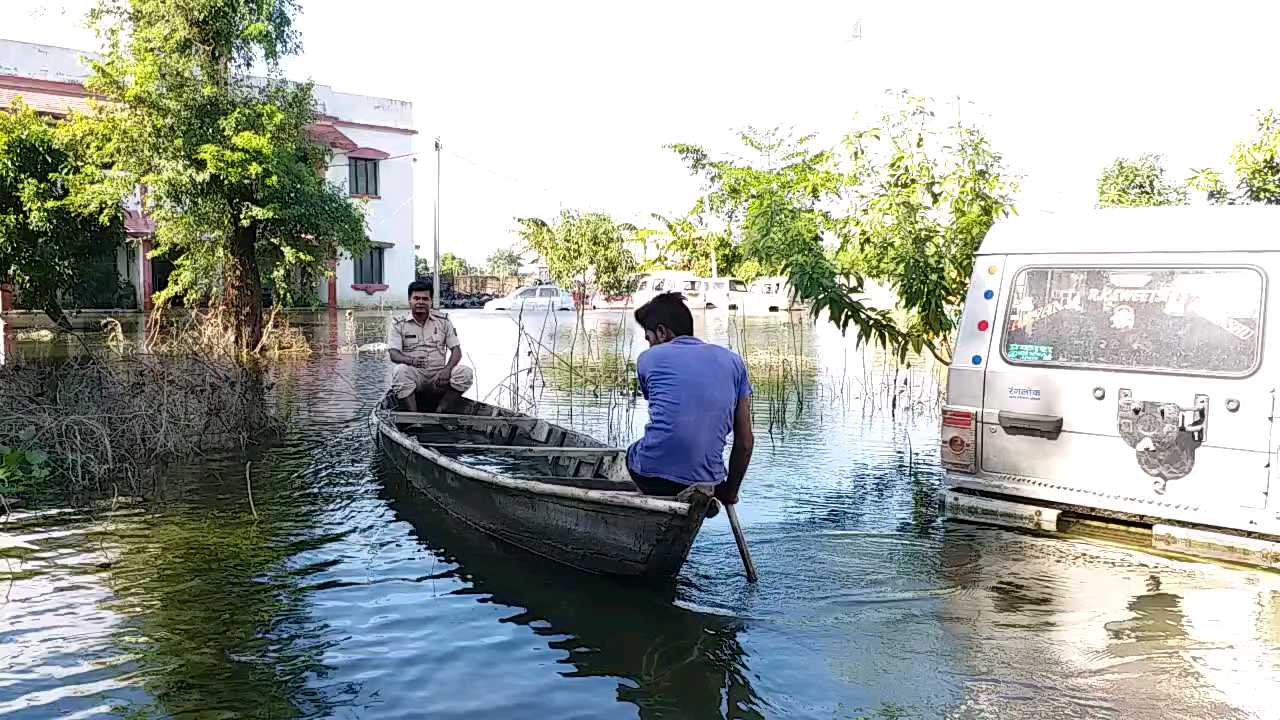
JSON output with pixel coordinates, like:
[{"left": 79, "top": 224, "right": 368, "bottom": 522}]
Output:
[{"left": 978, "top": 320, "right": 990, "bottom": 332}]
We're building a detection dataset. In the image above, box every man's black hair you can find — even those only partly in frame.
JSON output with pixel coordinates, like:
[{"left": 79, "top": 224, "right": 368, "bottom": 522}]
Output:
[
  {"left": 408, "top": 279, "right": 433, "bottom": 299},
  {"left": 634, "top": 292, "right": 693, "bottom": 337}
]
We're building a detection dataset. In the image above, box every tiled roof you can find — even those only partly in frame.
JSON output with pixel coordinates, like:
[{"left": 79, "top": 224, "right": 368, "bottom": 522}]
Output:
[
  {"left": 123, "top": 208, "right": 155, "bottom": 236},
  {"left": 306, "top": 122, "right": 358, "bottom": 151},
  {"left": 0, "top": 86, "right": 95, "bottom": 117}
]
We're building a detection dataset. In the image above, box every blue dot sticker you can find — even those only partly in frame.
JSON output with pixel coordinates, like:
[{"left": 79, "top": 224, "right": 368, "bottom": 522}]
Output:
[
  {"left": 971, "top": 355, "right": 983, "bottom": 365},
  {"left": 983, "top": 289, "right": 994, "bottom": 300}
]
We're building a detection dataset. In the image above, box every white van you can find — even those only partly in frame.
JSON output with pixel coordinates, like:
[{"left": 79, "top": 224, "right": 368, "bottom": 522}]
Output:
[
  {"left": 692, "top": 277, "right": 748, "bottom": 310},
  {"left": 941, "top": 207, "right": 1280, "bottom": 569},
  {"left": 631, "top": 271, "right": 697, "bottom": 310},
  {"left": 744, "top": 276, "right": 808, "bottom": 313}
]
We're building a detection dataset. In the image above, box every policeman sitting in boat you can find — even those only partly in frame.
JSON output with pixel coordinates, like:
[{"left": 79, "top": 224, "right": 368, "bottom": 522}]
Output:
[
  {"left": 387, "top": 280, "right": 474, "bottom": 413},
  {"left": 627, "top": 292, "right": 754, "bottom": 506}
]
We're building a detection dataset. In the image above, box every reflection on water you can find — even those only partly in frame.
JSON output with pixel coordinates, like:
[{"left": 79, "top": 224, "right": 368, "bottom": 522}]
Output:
[
  {"left": 1, "top": 309, "right": 1279, "bottom": 719},
  {"left": 381, "top": 470, "right": 765, "bottom": 720}
]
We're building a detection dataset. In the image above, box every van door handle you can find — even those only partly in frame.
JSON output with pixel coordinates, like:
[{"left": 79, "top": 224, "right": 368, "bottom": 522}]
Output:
[{"left": 998, "top": 411, "right": 1064, "bottom": 440}]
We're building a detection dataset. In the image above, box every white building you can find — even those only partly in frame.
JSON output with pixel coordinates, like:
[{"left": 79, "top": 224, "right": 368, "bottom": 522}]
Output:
[{"left": 0, "top": 38, "right": 417, "bottom": 312}]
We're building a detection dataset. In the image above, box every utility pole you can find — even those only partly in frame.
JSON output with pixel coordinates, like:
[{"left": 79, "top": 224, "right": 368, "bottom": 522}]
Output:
[{"left": 433, "top": 137, "right": 442, "bottom": 307}]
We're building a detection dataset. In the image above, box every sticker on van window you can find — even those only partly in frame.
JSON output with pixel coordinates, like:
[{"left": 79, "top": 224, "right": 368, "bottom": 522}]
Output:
[{"left": 1007, "top": 343, "right": 1053, "bottom": 361}]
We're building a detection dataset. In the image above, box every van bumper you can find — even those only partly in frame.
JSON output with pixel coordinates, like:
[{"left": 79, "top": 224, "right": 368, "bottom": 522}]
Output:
[
  {"left": 940, "top": 490, "right": 1060, "bottom": 532},
  {"left": 942, "top": 473, "right": 1280, "bottom": 571}
]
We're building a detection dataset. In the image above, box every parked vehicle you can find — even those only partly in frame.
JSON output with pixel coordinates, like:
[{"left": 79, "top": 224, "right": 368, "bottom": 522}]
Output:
[
  {"left": 687, "top": 277, "right": 748, "bottom": 310},
  {"left": 631, "top": 271, "right": 698, "bottom": 309},
  {"left": 941, "top": 206, "right": 1280, "bottom": 569},
  {"left": 588, "top": 291, "right": 633, "bottom": 310},
  {"left": 482, "top": 284, "right": 575, "bottom": 313},
  {"left": 744, "top": 276, "right": 807, "bottom": 313}
]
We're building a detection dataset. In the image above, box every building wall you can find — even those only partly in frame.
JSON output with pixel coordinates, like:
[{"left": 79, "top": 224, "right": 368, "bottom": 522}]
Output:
[
  {"left": 322, "top": 120, "right": 417, "bottom": 308},
  {"left": 0, "top": 40, "right": 92, "bottom": 83}
]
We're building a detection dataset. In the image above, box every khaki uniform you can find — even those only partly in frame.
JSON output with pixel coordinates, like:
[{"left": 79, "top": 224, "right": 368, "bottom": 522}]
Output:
[{"left": 388, "top": 311, "right": 474, "bottom": 399}]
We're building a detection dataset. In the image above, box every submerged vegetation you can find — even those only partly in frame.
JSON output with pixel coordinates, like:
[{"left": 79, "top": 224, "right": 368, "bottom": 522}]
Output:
[{"left": 0, "top": 311, "right": 309, "bottom": 507}]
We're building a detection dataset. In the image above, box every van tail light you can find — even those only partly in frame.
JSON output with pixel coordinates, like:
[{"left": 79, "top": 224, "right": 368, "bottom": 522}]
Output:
[{"left": 941, "top": 406, "right": 977, "bottom": 473}]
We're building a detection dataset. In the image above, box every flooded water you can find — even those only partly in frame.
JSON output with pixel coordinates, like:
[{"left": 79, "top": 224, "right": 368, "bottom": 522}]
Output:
[{"left": 2, "top": 309, "right": 1279, "bottom": 719}]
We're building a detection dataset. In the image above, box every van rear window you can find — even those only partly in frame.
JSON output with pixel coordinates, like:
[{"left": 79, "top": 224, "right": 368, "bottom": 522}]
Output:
[{"left": 1001, "top": 266, "right": 1263, "bottom": 375}]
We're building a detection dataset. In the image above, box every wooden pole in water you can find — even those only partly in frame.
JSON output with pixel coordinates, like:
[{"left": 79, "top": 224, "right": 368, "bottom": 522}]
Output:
[{"left": 725, "top": 504, "right": 758, "bottom": 582}]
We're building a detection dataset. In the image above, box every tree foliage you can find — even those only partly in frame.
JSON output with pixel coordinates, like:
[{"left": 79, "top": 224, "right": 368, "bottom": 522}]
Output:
[
  {"left": 670, "top": 98, "right": 1016, "bottom": 361},
  {"left": 648, "top": 212, "right": 741, "bottom": 279},
  {"left": 414, "top": 255, "right": 431, "bottom": 279},
  {"left": 516, "top": 210, "right": 638, "bottom": 296},
  {"left": 438, "top": 252, "right": 472, "bottom": 278},
  {"left": 1096, "top": 154, "right": 1188, "bottom": 208},
  {"left": 1227, "top": 110, "right": 1280, "bottom": 204},
  {"left": 485, "top": 247, "right": 523, "bottom": 277},
  {"left": 1184, "top": 110, "right": 1280, "bottom": 206},
  {"left": 81, "top": 0, "right": 367, "bottom": 351},
  {"left": 0, "top": 103, "right": 129, "bottom": 327},
  {"left": 836, "top": 100, "right": 1017, "bottom": 360}
]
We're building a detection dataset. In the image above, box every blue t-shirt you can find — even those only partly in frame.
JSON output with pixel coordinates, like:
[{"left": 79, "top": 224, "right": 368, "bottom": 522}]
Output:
[{"left": 626, "top": 336, "right": 752, "bottom": 485}]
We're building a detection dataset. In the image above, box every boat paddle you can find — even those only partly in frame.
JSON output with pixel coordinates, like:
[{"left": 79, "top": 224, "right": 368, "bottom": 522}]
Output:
[{"left": 724, "top": 503, "right": 758, "bottom": 583}]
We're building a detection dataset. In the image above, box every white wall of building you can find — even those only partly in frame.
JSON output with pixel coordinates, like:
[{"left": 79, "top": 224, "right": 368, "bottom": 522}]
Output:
[
  {"left": 321, "top": 116, "right": 417, "bottom": 308},
  {"left": 0, "top": 40, "right": 93, "bottom": 83}
]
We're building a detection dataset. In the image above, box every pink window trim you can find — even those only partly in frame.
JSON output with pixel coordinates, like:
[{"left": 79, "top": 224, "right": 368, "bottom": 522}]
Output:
[
  {"left": 349, "top": 193, "right": 381, "bottom": 200},
  {"left": 348, "top": 147, "right": 390, "bottom": 160},
  {"left": 352, "top": 283, "right": 389, "bottom": 295}
]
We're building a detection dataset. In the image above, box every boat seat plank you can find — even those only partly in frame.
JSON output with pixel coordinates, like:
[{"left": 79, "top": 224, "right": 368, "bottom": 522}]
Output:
[
  {"left": 419, "top": 443, "right": 623, "bottom": 458},
  {"left": 392, "top": 412, "right": 541, "bottom": 428},
  {"left": 510, "top": 475, "right": 638, "bottom": 491}
]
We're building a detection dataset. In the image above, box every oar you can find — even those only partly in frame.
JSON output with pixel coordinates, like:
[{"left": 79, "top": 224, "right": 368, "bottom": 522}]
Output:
[{"left": 724, "top": 503, "right": 758, "bottom": 583}]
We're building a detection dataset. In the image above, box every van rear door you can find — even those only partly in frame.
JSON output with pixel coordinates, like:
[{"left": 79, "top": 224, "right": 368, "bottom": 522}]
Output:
[{"left": 979, "top": 255, "right": 1272, "bottom": 514}]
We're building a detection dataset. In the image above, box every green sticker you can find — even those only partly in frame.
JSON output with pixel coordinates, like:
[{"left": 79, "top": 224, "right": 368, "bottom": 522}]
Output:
[{"left": 1008, "top": 343, "right": 1053, "bottom": 361}]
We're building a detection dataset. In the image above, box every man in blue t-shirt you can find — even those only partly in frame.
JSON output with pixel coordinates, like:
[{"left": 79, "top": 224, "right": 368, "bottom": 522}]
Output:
[{"left": 626, "top": 292, "right": 754, "bottom": 506}]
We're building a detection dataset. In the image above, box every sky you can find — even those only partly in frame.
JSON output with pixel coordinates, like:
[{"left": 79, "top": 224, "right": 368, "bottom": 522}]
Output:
[{"left": 3, "top": 0, "right": 1279, "bottom": 267}]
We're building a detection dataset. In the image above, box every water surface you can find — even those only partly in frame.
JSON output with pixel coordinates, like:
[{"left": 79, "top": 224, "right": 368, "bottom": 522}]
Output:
[{"left": 1, "top": 309, "right": 1278, "bottom": 719}]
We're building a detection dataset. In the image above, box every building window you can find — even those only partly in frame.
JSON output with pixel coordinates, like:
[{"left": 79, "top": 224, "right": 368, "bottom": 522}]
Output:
[
  {"left": 350, "top": 158, "right": 380, "bottom": 197},
  {"left": 354, "top": 247, "right": 385, "bottom": 284}
]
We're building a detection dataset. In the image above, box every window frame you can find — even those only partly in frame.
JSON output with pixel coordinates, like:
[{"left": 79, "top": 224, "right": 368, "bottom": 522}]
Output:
[
  {"left": 998, "top": 263, "right": 1267, "bottom": 379},
  {"left": 349, "top": 157, "right": 381, "bottom": 197},
  {"left": 353, "top": 247, "right": 386, "bottom": 285}
]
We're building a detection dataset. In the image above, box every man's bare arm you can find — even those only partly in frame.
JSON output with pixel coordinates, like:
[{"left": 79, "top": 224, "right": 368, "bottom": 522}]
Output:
[
  {"left": 388, "top": 348, "right": 417, "bottom": 366},
  {"left": 719, "top": 395, "right": 754, "bottom": 505}
]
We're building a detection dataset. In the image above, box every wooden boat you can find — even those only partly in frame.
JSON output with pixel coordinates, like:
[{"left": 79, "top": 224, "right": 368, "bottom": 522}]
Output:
[{"left": 371, "top": 397, "right": 713, "bottom": 578}]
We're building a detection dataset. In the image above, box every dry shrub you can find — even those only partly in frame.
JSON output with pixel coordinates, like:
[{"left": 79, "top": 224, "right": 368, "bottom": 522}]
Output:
[
  {"left": 144, "top": 308, "right": 311, "bottom": 360},
  {"left": 0, "top": 309, "right": 305, "bottom": 505}
]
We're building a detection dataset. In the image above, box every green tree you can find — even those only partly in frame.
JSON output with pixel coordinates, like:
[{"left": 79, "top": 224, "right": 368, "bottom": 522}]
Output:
[
  {"left": 438, "top": 252, "right": 471, "bottom": 278},
  {"left": 0, "top": 103, "right": 128, "bottom": 328},
  {"left": 648, "top": 212, "right": 738, "bottom": 279},
  {"left": 414, "top": 255, "right": 431, "bottom": 279},
  {"left": 81, "top": 0, "right": 367, "bottom": 351},
  {"left": 516, "top": 210, "right": 638, "bottom": 297},
  {"left": 485, "top": 247, "right": 523, "bottom": 277},
  {"left": 1096, "top": 154, "right": 1188, "bottom": 207},
  {"left": 835, "top": 99, "right": 1017, "bottom": 361},
  {"left": 1183, "top": 110, "right": 1280, "bottom": 206},
  {"left": 671, "top": 97, "right": 1016, "bottom": 362},
  {"left": 1232, "top": 110, "right": 1280, "bottom": 203}
]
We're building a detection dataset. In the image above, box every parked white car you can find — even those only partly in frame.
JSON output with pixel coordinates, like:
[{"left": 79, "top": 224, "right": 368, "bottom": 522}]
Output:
[{"left": 483, "top": 285, "right": 576, "bottom": 313}]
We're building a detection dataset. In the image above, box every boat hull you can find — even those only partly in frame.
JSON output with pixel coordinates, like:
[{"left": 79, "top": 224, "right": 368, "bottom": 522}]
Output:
[{"left": 374, "top": 411, "right": 708, "bottom": 578}]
